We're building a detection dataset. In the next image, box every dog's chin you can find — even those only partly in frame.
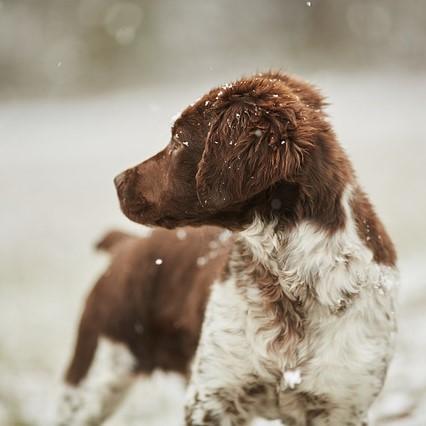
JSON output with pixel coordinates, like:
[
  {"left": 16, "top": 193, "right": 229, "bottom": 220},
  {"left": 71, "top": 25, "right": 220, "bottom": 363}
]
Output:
[
  {"left": 152, "top": 214, "right": 197, "bottom": 229},
  {"left": 119, "top": 203, "right": 179, "bottom": 229},
  {"left": 141, "top": 214, "right": 204, "bottom": 230},
  {"left": 118, "top": 201, "right": 150, "bottom": 226}
]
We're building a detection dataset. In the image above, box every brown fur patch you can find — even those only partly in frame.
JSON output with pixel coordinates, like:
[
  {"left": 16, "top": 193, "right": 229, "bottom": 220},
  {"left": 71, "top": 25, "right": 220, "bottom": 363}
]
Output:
[
  {"left": 351, "top": 186, "right": 396, "bottom": 266},
  {"left": 233, "top": 239, "right": 305, "bottom": 362}
]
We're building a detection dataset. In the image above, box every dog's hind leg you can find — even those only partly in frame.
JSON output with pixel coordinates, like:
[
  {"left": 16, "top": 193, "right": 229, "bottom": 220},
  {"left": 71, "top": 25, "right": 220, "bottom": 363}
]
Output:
[
  {"left": 55, "top": 333, "right": 137, "bottom": 426},
  {"left": 54, "top": 300, "right": 99, "bottom": 426},
  {"left": 53, "top": 262, "right": 140, "bottom": 426}
]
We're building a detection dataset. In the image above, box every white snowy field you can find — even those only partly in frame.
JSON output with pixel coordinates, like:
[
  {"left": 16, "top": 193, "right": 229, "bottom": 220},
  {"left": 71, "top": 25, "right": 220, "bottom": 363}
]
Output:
[{"left": 1, "top": 71, "right": 426, "bottom": 425}]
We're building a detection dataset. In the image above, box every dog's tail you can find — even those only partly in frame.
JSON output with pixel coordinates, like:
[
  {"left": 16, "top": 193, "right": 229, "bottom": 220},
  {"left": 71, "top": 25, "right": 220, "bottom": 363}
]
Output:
[{"left": 95, "top": 230, "right": 134, "bottom": 254}]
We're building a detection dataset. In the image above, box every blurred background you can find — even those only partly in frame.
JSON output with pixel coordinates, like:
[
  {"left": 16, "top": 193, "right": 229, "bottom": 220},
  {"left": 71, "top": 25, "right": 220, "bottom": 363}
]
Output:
[{"left": 1, "top": 0, "right": 425, "bottom": 424}]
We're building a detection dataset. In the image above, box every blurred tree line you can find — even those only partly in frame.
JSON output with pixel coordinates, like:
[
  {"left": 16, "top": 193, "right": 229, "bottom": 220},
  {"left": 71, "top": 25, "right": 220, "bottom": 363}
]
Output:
[{"left": 0, "top": 0, "right": 425, "bottom": 97}]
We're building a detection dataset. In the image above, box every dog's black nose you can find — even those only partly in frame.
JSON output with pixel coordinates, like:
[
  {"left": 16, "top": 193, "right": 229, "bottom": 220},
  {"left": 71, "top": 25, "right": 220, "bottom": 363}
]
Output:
[{"left": 114, "top": 172, "right": 126, "bottom": 188}]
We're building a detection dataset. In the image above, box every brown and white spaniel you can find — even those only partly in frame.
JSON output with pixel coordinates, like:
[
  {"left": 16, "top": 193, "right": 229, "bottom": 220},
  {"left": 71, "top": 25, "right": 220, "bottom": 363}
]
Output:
[{"left": 58, "top": 72, "right": 398, "bottom": 426}]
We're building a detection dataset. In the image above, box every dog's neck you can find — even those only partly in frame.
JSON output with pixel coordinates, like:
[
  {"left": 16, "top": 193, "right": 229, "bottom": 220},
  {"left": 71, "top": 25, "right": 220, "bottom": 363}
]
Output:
[
  {"left": 225, "top": 183, "right": 397, "bottom": 374},
  {"left": 232, "top": 184, "right": 374, "bottom": 308},
  {"left": 225, "top": 184, "right": 389, "bottom": 368}
]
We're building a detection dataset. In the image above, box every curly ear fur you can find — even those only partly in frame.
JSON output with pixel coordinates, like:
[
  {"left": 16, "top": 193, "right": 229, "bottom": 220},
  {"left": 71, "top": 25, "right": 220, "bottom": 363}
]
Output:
[{"left": 196, "top": 77, "right": 321, "bottom": 210}]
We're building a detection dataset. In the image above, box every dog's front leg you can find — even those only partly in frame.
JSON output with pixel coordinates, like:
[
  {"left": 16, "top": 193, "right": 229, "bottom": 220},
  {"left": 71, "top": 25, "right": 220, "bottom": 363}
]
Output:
[
  {"left": 54, "top": 337, "right": 136, "bottom": 425},
  {"left": 309, "top": 406, "right": 368, "bottom": 426},
  {"left": 183, "top": 281, "right": 257, "bottom": 426},
  {"left": 184, "top": 384, "right": 251, "bottom": 426},
  {"left": 183, "top": 343, "right": 255, "bottom": 426}
]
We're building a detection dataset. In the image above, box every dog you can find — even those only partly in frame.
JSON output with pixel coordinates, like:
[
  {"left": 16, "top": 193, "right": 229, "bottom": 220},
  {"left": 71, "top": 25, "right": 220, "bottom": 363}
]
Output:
[
  {"left": 55, "top": 227, "right": 231, "bottom": 425},
  {"left": 113, "top": 72, "right": 398, "bottom": 425}
]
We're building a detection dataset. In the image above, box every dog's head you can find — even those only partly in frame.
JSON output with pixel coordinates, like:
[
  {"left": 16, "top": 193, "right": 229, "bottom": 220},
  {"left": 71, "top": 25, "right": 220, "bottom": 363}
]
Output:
[{"left": 115, "top": 72, "right": 337, "bottom": 230}]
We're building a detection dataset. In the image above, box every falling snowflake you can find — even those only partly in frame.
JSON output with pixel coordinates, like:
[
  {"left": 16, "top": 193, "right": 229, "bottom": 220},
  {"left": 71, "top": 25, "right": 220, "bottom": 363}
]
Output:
[
  {"left": 283, "top": 369, "right": 302, "bottom": 389},
  {"left": 219, "top": 230, "right": 232, "bottom": 242},
  {"left": 197, "top": 256, "right": 207, "bottom": 267},
  {"left": 176, "top": 229, "right": 187, "bottom": 240}
]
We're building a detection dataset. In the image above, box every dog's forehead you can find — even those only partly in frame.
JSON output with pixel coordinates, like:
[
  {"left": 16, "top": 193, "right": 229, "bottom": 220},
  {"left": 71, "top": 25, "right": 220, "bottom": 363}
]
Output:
[
  {"left": 172, "top": 101, "right": 212, "bottom": 138},
  {"left": 171, "top": 81, "right": 247, "bottom": 134},
  {"left": 172, "top": 112, "right": 202, "bottom": 138}
]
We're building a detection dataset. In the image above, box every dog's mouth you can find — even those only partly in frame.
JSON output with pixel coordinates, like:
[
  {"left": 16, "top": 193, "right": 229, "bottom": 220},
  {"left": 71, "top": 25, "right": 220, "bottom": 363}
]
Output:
[
  {"left": 123, "top": 211, "right": 179, "bottom": 229},
  {"left": 118, "top": 194, "right": 177, "bottom": 228},
  {"left": 123, "top": 201, "right": 144, "bottom": 218},
  {"left": 119, "top": 198, "right": 151, "bottom": 224},
  {"left": 115, "top": 189, "right": 148, "bottom": 226}
]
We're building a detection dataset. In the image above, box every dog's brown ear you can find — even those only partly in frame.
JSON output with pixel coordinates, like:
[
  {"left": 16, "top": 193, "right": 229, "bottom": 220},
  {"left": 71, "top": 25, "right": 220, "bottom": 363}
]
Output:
[{"left": 196, "top": 92, "right": 316, "bottom": 210}]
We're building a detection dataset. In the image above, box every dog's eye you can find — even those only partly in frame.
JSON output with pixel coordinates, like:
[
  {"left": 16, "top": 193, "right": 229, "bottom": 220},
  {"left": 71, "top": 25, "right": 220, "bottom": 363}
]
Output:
[
  {"left": 170, "top": 138, "right": 189, "bottom": 154},
  {"left": 170, "top": 139, "right": 182, "bottom": 153}
]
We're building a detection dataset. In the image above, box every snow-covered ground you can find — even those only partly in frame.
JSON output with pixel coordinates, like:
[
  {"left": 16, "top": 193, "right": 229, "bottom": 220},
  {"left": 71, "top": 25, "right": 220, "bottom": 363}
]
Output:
[{"left": 1, "top": 72, "right": 425, "bottom": 425}]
